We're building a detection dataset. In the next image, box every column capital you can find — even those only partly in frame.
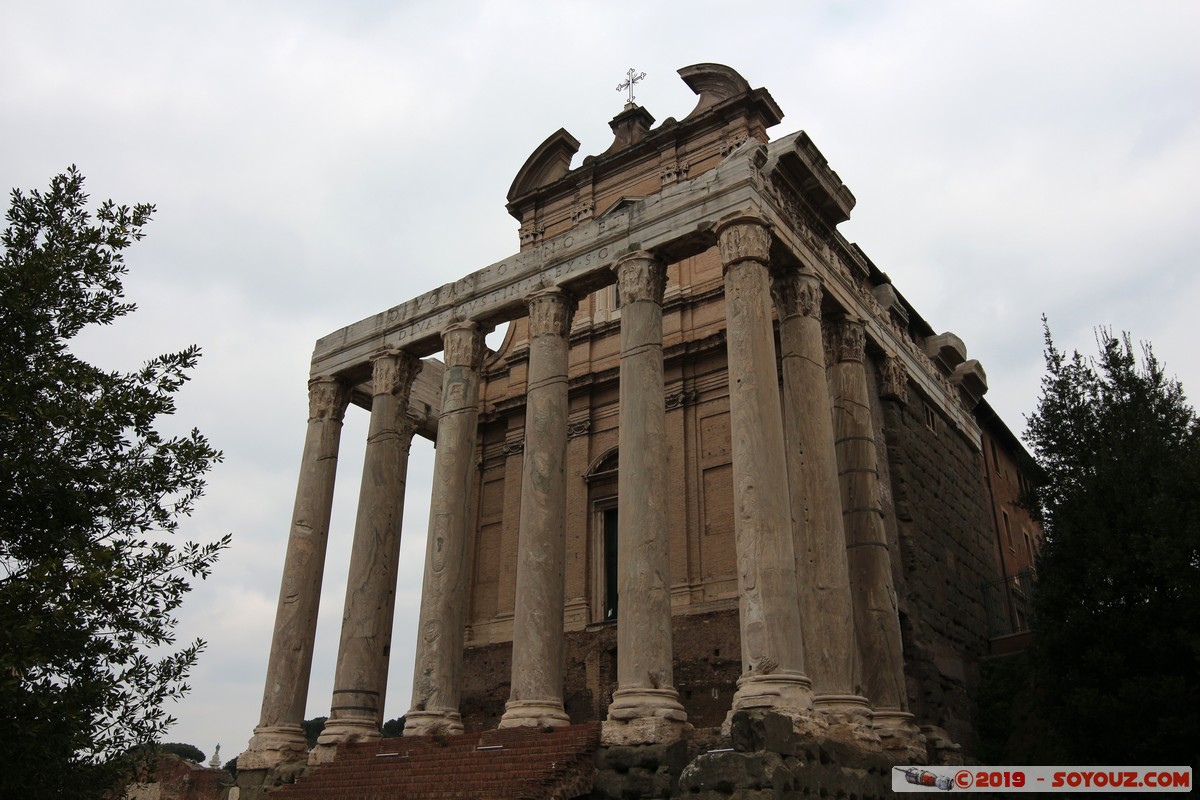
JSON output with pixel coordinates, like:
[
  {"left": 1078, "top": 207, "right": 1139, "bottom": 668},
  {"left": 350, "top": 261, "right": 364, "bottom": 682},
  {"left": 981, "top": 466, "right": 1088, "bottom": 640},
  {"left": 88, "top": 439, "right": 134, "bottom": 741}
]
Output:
[
  {"left": 829, "top": 317, "right": 866, "bottom": 364},
  {"left": 613, "top": 251, "right": 666, "bottom": 306},
  {"left": 879, "top": 354, "right": 909, "bottom": 405},
  {"left": 370, "top": 350, "right": 421, "bottom": 398},
  {"left": 770, "top": 268, "right": 822, "bottom": 321},
  {"left": 526, "top": 288, "right": 577, "bottom": 338},
  {"left": 716, "top": 214, "right": 772, "bottom": 270},
  {"left": 442, "top": 321, "right": 487, "bottom": 370},
  {"left": 307, "top": 376, "right": 351, "bottom": 422}
]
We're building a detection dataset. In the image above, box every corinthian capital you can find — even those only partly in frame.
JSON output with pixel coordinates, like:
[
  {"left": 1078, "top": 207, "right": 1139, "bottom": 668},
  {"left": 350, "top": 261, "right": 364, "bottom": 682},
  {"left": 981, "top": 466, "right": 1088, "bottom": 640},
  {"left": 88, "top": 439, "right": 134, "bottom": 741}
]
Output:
[
  {"left": 716, "top": 215, "right": 772, "bottom": 271},
  {"left": 829, "top": 317, "right": 866, "bottom": 364},
  {"left": 613, "top": 251, "right": 666, "bottom": 306},
  {"left": 770, "top": 268, "right": 822, "bottom": 320},
  {"left": 370, "top": 350, "right": 422, "bottom": 398},
  {"left": 442, "top": 321, "right": 487, "bottom": 370},
  {"left": 526, "top": 288, "right": 577, "bottom": 338},
  {"left": 307, "top": 376, "right": 351, "bottom": 422}
]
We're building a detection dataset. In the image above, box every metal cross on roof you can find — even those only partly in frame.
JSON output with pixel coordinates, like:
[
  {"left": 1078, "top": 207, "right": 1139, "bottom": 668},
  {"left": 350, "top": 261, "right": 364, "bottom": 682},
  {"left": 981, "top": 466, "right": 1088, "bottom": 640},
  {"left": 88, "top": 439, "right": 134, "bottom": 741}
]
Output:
[{"left": 616, "top": 67, "right": 646, "bottom": 104}]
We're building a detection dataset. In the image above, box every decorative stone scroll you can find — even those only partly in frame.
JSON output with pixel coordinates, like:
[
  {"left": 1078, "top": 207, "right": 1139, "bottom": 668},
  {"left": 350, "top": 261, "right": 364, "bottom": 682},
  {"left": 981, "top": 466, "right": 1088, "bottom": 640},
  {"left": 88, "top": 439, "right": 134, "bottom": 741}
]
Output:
[{"left": 665, "top": 389, "right": 698, "bottom": 410}]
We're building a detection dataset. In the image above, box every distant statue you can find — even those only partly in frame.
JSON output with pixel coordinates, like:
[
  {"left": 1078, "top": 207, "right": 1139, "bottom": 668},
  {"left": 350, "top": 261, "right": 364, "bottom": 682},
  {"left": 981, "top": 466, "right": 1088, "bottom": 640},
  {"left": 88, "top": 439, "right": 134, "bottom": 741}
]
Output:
[{"left": 208, "top": 743, "right": 221, "bottom": 768}]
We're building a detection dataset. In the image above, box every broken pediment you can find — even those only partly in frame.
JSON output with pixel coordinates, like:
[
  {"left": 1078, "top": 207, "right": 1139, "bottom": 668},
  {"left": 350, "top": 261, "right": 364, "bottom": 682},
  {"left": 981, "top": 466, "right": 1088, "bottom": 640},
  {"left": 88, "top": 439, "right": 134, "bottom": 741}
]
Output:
[{"left": 507, "top": 128, "right": 581, "bottom": 204}]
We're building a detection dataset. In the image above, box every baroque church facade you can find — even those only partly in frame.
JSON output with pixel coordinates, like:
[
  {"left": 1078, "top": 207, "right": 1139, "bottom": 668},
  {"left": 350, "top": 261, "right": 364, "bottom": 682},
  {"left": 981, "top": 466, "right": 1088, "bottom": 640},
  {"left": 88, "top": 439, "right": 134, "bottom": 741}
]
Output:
[{"left": 238, "top": 63, "right": 1033, "bottom": 791}]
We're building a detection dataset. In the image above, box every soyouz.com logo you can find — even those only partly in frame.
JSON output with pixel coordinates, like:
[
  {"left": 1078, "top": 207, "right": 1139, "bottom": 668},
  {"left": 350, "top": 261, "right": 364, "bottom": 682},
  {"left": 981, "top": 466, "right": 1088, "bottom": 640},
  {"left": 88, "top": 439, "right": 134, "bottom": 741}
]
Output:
[{"left": 892, "top": 766, "right": 1191, "bottom": 792}]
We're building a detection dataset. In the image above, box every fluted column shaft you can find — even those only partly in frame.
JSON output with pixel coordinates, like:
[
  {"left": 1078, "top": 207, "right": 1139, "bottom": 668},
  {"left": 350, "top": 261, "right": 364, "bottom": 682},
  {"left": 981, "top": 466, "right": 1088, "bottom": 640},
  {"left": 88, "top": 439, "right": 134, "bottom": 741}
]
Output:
[
  {"left": 772, "top": 270, "right": 872, "bottom": 738},
  {"left": 499, "top": 288, "right": 576, "bottom": 728},
  {"left": 313, "top": 351, "right": 421, "bottom": 761},
  {"left": 405, "top": 322, "right": 486, "bottom": 736},
  {"left": 602, "top": 253, "right": 687, "bottom": 745},
  {"left": 241, "top": 377, "right": 350, "bottom": 770},
  {"left": 717, "top": 217, "right": 814, "bottom": 724},
  {"left": 828, "top": 318, "right": 920, "bottom": 751}
]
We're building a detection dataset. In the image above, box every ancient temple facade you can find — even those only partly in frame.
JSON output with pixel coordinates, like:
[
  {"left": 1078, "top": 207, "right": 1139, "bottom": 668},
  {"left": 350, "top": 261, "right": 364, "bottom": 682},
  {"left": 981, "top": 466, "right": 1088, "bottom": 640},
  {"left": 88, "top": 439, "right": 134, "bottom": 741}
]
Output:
[{"left": 238, "top": 63, "right": 1014, "bottom": 783}]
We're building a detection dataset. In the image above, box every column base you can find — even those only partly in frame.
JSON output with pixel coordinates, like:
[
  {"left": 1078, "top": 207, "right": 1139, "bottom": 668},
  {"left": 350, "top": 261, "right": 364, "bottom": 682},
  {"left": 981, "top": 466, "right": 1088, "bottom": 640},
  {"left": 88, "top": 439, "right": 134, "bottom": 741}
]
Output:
[
  {"left": 873, "top": 710, "right": 927, "bottom": 762},
  {"left": 403, "top": 709, "right": 465, "bottom": 737},
  {"left": 309, "top": 717, "right": 381, "bottom": 765},
  {"left": 602, "top": 687, "right": 689, "bottom": 745},
  {"left": 497, "top": 699, "right": 571, "bottom": 729},
  {"left": 237, "top": 724, "right": 309, "bottom": 771},
  {"left": 814, "top": 693, "right": 879, "bottom": 748},
  {"left": 728, "top": 672, "right": 825, "bottom": 738}
]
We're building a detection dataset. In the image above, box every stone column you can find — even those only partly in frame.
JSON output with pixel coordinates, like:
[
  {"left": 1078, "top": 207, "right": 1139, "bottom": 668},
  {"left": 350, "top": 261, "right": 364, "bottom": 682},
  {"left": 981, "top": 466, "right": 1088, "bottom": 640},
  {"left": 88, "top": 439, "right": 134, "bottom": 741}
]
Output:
[
  {"left": 405, "top": 322, "right": 486, "bottom": 736},
  {"left": 312, "top": 351, "right": 421, "bottom": 763},
  {"left": 498, "top": 288, "right": 576, "bottom": 728},
  {"left": 240, "top": 377, "right": 351, "bottom": 770},
  {"left": 602, "top": 252, "right": 688, "bottom": 745},
  {"left": 771, "top": 269, "right": 874, "bottom": 744},
  {"left": 827, "top": 318, "right": 923, "bottom": 756},
  {"left": 717, "top": 216, "right": 816, "bottom": 730}
]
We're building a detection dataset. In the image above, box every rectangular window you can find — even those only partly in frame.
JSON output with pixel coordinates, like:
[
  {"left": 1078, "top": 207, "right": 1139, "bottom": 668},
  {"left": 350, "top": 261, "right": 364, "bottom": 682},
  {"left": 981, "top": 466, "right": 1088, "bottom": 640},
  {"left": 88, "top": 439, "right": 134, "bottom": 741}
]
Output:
[
  {"left": 603, "top": 507, "right": 618, "bottom": 621},
  {"left": 924, "top": 403, "right": 938, "bottom": 433},
  {"left": 1003, "top": 510, "right": 1014, "bottom": 551}
]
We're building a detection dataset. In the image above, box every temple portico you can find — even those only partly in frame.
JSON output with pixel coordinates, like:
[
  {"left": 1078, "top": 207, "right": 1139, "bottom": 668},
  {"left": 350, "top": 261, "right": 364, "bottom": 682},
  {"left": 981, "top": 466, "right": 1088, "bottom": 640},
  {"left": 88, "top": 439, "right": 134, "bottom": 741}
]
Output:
[{"left": 240, "top": 64, "right": 1001, "bottom": 785}]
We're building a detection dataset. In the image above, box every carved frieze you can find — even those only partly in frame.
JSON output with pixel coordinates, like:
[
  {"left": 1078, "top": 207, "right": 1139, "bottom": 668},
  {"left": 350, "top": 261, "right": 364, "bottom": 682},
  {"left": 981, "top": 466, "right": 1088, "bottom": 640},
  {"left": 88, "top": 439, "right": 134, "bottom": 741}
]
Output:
[
  {"left": 502, "top": 439, "right": 524, "bottom": 456},
  {"left": 526, "top": 289, "right": 577, "bottom": 338},
  {"left": 880, "top": 354, "right": 909, "bottom": 405},
  {"left": 567, "top": 419, "right": 591, "bottom": 438},
  {"left": 770, "top": 269, "right": 822, "bottom": 320},
  {"left": 716, "top": 217, "right": 771, "bottom": 269},
  {"left": 441, "top": 321, "right": 486, "bottom": 370},
  {"left": 307, "top": 376, "right": 351, "bottom": 422},
  {"left": 613, "top": 252, "right": 666, "bottom": 306},
  {"left": 371, "top": 350, "right": 421, "bottom": 398}
]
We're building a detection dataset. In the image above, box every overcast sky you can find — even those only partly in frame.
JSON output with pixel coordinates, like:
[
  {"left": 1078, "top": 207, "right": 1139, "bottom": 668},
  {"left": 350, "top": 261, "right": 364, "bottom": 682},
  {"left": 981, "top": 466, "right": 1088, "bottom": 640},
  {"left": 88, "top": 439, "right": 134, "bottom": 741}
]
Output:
[{"left": 3, "top": 1, "right": 1197, "bottom": 761}]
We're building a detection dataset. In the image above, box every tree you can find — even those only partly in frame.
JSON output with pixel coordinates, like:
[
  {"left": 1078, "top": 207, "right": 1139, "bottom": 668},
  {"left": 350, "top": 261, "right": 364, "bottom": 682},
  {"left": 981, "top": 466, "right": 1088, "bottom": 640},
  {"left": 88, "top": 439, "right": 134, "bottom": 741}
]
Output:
[
  {"left": 1024, "top": 321, "right": 1200, "bottom": 763},
  {"left": 0, "top": 168, "right": 229, "bottom": 797},
  {"left": 159, "top": 743, "right": 205, "bottom": 763}
]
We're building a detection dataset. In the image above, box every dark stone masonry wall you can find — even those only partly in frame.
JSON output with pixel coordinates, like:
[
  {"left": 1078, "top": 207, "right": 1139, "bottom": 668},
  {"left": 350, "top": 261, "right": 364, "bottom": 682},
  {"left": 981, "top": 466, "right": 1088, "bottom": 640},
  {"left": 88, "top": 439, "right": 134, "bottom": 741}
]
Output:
[
  {"left": 460, "top": 608, "right": 742, "bottom": 733},
  {"left": 877, "top": 379, "right": 998, "bottom": 755}
]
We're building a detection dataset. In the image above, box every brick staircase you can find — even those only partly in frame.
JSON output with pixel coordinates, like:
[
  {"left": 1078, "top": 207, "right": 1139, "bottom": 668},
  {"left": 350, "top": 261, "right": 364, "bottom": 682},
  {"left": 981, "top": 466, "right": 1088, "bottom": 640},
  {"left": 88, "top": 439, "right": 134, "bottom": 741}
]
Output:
[{"left": 272, "top": 723, "right": 601, "bottom": 800}]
